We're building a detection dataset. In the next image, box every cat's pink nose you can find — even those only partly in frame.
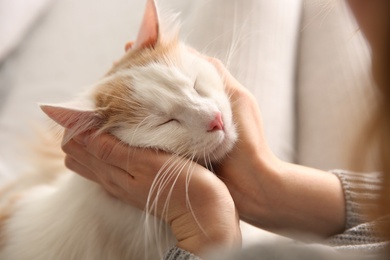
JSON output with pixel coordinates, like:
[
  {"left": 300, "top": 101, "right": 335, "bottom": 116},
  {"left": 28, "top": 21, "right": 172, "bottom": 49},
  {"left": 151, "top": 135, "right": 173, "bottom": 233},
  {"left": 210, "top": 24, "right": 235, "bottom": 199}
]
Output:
[{"left": 207, "top": 112, "right": 224, "bottom": 132}]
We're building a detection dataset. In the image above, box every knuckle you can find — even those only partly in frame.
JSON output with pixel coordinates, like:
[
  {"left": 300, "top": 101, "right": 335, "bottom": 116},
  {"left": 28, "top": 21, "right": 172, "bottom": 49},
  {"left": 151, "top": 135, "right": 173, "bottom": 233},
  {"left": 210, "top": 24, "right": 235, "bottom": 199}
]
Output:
[
  {"left": 95, "top": 138, "right": 116, "bottom": 162},
  {"left": 61, "top": 141, "right": 71, "bottom": 154},
  {"left": 64, "top": 155, "right": 75, "bottom": 170}
]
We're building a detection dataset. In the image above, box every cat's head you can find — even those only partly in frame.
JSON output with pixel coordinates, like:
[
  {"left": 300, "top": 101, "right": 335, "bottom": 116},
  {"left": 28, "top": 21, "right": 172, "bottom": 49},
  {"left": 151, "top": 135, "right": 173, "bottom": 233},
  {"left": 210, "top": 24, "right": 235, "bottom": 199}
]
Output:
[{"left": 41, "top": 0, "right": 237, "bottom": 163}]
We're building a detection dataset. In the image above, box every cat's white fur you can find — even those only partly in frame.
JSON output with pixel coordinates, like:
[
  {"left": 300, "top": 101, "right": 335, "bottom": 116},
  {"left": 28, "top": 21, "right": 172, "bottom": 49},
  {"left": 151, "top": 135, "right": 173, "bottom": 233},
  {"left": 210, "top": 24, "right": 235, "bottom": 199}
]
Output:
[
  {"left": 0, "top": 0, "right": 237, "bottom": 259},
  {"left": 111, "top": 54, "right": 235, "bottom": 161},
  {"left": 1, "top": 175, "right": 169, "bottom": 259}
]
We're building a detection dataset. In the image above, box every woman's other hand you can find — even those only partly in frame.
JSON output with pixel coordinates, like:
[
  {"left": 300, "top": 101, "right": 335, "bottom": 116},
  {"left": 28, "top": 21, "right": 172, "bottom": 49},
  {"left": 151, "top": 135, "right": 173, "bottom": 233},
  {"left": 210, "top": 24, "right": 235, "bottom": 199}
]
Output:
[{"left": 62, "top": 132, "right": 241, "bottom": 254}]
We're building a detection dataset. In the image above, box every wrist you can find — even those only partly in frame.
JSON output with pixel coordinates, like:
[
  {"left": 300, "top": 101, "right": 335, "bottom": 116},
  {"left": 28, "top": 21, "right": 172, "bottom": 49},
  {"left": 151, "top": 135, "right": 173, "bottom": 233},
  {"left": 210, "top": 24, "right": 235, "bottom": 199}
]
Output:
[
  {"left": 255, "top": 160, "right": 346, "bottom": 237},
  {"left": 171, "top": 194, "right": 241, "bottom": 255},
  {"left": 176, "top": 226, "right": 241, "bottom": 256},
  {"left": 238, "top": 153, "right": 285, "bottom": 227}
]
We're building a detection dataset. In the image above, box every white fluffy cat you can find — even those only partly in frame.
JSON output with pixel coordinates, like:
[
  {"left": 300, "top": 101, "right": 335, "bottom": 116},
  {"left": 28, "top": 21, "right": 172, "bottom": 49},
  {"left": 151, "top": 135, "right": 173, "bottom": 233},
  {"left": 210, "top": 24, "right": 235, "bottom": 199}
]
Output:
[{"left": 0, "top": 0, "right": 237, "bottom": 259}]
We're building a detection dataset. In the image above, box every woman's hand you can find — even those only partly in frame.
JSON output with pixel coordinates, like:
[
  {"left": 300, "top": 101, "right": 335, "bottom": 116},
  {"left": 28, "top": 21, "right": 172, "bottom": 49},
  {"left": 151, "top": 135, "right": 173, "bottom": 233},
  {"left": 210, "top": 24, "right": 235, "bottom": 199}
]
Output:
[
  {"left": 203, "top": 57, "right": 281, "bottom": 226},
  {"left": 206, "top": 57, "right": 346, "bottom": 238},
  {"left": 62, "top": 132, "right": 241, "bottom": 254}
]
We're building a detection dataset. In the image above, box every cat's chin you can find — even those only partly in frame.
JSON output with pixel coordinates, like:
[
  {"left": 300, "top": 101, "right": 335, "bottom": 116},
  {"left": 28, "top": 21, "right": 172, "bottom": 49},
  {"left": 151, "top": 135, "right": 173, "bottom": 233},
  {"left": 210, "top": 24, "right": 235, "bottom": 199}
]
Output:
[
  {"left": 211, "top": 138, "right": 235, "bottom": 162},
  {"left": 195, "top": 134, "right": 236, "bottom": 167}
]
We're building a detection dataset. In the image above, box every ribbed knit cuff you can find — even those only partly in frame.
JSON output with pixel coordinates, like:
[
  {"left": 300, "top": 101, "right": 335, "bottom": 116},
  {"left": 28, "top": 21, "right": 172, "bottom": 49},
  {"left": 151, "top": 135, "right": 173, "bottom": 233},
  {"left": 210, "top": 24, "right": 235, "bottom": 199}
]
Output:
[
  {"left": 330, "top": 170, "right": 382, "bottom": 230},
  {"left": 164, "top": 246, "right": 201, "bottom": 260}
]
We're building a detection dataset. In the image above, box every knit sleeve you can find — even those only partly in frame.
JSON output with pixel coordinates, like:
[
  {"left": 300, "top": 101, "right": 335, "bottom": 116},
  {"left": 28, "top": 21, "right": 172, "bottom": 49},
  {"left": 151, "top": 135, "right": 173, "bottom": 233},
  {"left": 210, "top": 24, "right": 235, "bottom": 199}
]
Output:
[
  {"left": 330, "top": 170, "right": 382, "bottom": 229},
  {"left": 326, "top": 170, "right": 390, "bottom": 254},
  {"left": 164, "top": 246, "right": 201, "bottom": 260}
]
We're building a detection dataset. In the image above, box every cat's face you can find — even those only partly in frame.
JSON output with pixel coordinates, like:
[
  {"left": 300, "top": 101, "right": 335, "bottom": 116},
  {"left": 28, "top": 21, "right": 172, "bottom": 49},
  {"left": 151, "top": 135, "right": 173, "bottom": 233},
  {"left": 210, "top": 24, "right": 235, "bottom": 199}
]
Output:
[
  {"left": 94, "top": 41, "right": 236, "bottom": 163},
  {"left": 41, "top": 0, "right": 236, "bottom": 163}
]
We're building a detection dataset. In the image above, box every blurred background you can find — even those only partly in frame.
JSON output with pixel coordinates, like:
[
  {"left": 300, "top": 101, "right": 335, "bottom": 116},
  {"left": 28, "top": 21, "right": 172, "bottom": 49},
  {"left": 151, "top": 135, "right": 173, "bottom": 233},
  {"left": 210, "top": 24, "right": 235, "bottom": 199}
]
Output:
[{"left": 0, "top": 0, "right": 376, "bottom": 187}]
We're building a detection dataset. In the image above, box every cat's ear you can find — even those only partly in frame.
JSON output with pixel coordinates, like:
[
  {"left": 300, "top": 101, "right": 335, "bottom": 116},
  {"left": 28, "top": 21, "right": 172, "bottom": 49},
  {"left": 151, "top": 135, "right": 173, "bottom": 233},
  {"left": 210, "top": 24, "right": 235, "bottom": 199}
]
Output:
[
  {"left": 40, "top": 102, "right": 102, "bottom": 130},
  {"left": 134, "top": 0, "right": 159, "bottom": 49}
]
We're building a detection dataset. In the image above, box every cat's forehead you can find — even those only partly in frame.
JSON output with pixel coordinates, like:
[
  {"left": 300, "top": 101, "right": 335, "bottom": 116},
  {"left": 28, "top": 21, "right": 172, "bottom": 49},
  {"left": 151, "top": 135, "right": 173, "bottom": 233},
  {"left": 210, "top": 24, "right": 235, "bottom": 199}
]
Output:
[
  {"left": 111, "top": 41, "right": 219, "bottom": 82},
  {"left": 94, "top": 42, "right": 225, "bottom": 118},
  {"left": 127, "top": 63, "right": 196, "bottom": 113},
  {"left": 126, "top": 46, "right": 220, "bottom": 94}
]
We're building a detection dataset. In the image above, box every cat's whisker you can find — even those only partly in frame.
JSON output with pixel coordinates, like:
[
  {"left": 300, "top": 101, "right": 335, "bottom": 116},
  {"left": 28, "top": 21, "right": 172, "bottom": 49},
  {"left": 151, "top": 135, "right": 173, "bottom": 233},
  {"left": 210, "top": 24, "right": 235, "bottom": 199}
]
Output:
[
  {"left": 204, "top": 149, "right": 214, "bottom": 173},
  {"left": 145, "top": 150, "right": 211, "bottom": 245},
  {"left": 183, "top": 152, "right": 210, "bottom": 238},
  {"left": 158, "top": 153, "right": 191, "bottom": 207},
  {"left": 203, "top": 149, "right": 212, "bottom": 173},
  {"left": 146, "top": 156, "right": 178, "bottom": 213},
  {"left": 223, "top": 0, "right": 240, "bottom": 69},
  {"left": 157, "top": 157, "right": 187, "bottom": 252},
  {"left": 203, "top": 150, "right": 208, "bottom": 164},
  {"left": 146, "top": 153, "right": 189, "bottom": 226},
  {"left": 160, "top": 156, "right": 188, "bottom": 210},
  {"left": 211, "top": 149, "right": 220, "bottom": 166},
  {"left": 142, "top": 155, "right": 180, "bottom": 255},
  {"left": 128, "top": 115, "right": 155, "bottom": 146},
  {"left": 149, "top": 155, "right": 191, "bottom": 249},
  {"left": 224, "top": 3, "right": 259, "bottom": 70}
]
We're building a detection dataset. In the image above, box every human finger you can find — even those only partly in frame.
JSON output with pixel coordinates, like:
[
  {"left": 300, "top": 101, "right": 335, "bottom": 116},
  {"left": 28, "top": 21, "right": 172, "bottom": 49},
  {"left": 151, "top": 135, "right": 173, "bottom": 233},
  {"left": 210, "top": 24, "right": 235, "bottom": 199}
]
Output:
[
  {"left": 63, "top": 136, "right": 135, "bottom": 184},
  {"left": 63, "top": 138, "right": 145, "bottom": 203},
  {"left": 72, "top": 132, "right": 136, "bottom": 172},
  {"left": 77, "top": 132, "right": 174, "bottom": 180},
  {"left": 65, "top": 152, "right": 142, "bottom": 207},
  {"left": 64, "top": 154, "right": 98, "bottom": 182}
]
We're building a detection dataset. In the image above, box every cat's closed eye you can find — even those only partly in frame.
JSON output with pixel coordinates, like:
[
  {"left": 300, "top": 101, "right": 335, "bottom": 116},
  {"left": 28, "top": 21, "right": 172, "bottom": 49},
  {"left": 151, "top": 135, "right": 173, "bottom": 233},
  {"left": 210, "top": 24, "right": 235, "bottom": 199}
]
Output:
[
  {"left": 158, "top": 119, "right": 180, "bottom": 126},
  {"left": 193, "top": 79, "right": 200, "bottom": 95}
]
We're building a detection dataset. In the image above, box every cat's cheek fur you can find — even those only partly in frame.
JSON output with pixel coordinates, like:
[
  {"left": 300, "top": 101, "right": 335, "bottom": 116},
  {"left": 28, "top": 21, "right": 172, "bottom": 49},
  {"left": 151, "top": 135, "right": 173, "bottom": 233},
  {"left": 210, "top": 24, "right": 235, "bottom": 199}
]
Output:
[{"left": 112, "top": 125, "right": 187, "bottom": 154}]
